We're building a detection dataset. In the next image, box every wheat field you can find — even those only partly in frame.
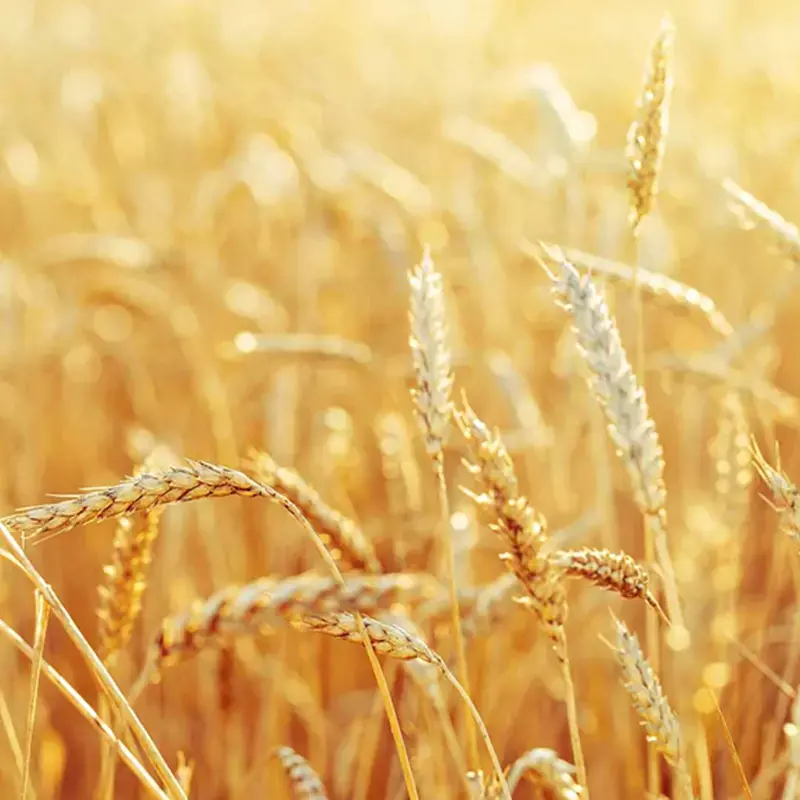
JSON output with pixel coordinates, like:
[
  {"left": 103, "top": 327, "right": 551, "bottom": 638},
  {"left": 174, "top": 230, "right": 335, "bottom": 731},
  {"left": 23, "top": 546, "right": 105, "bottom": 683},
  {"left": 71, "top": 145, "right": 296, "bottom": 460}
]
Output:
[{"left": 1, "top": 1, "right": 800, "bottom": 798}]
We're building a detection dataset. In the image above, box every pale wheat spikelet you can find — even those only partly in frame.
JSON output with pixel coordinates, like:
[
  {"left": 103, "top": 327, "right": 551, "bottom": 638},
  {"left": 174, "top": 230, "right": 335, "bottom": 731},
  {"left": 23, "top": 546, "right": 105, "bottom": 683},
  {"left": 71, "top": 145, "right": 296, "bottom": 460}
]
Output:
[
  {"left": 408, "top": 247, "right": 454, "bottom": 464},
  {"left": 7, "top": 461, "right": 277, "bottom": 546},
  {"left": 273, "top": 746, "right": 328, "bottom": 800},
  {"left": 626, "top": 16, "right": 675, "bottom": 232},
  {"left": 249, "top": 450, "right": 381, "bottom": 573},
  {"left": 533, "top": 242, "right": 733, "bottom": 338},
  {"left": 98, "top": 443, "right": 180, "bottom": 665},
  {"left": 469, "top": 749, "right": 582, "bottom": 799},
  {"left": 723, "top": 179, "right": 800, "bottom": 267},
  {"left": 612, "top": 618, "right": 693, "bottom": 798},
  {"left": 710, "top": 391, "right": 752, "bottom": 529},
  {"left": 455, "top": 399, "right": 567, "bottom": 656},
  {"left": 549, "top": 547, "right": 663, "bottom": 614},
  {"left": 545, "top": 249, "right": 666, "bottom": 520},
  {"left": 752, "top": 438, "right": 800, "bottom": 543}
]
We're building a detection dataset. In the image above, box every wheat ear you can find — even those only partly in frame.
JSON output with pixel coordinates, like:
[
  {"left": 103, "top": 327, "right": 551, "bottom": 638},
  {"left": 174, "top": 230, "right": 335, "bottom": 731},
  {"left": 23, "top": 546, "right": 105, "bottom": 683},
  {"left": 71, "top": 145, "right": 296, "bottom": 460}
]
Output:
[
  {"left": 134, "top": 573, "right": 438, "bottom": 676},
  {"left": 455, "top": 398, "right": 588, "bottom": 795},
  {"left": 723, "top": 179, "right": 800, "bottom": 267},
  {"left": 543, "top": 246, "right": 685, "bottom": 633},
  {"left": 751, "top": 438, "right": 800, "bottom": 544},
  {"left": 533, "top": 242, "right": 733, "bottom": 338},
  {"left": 549, "top": 547, "right": 666, "bottom": 619},
  {"left": 7, "top": 461, "right": 282, "bottom": 546},
  {"left": 627, "top": 16, "right": 675, "bottom": 232},
  {"left": 477, "top": 747, "right": 583, "bottom": 799},
  {"left": 611, "top": 618, "right": 693, "bottom": 799},
  {"left": 273, "top": 746, "right": 328, "bottom": 800},
  {"left": 408, "top": 246, "right": 478, "bottom": 771},
  {"left": 99, "top": 443, "right": 180, "bottom": 665},
  {"left": 248, "top": 450, "right": 381, "bottom": 573}
]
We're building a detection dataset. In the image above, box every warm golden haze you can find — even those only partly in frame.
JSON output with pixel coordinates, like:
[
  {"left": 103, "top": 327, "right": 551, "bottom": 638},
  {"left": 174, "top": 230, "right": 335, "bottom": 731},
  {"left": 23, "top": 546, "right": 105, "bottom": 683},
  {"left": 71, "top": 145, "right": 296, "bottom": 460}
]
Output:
[{"left": 1, "top": 1, "right": 799, "bottom": 798}]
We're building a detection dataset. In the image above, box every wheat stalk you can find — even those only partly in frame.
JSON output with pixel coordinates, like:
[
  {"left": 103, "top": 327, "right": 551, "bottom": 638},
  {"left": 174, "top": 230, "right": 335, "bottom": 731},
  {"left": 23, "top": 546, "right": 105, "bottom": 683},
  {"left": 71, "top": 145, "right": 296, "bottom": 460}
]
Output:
[
  {"left": 611, "top": 618, "right": 693, "bottom": 798},
  {"left": 627, "top": 16, "right": 675, "bottom": 232},
  {"left": 249, "top": 450, "right": 381, "bottom": 573},
  {"left": 273, "top": 746, "right": 328, "bottom": 800}
]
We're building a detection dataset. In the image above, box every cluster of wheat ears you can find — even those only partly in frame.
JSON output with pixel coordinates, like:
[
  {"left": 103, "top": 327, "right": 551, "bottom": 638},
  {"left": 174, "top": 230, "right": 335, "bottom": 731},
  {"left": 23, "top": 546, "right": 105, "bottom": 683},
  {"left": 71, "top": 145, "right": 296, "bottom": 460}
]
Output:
[{"left": 4, "top": 3, "right": 800, "bottom": 799}]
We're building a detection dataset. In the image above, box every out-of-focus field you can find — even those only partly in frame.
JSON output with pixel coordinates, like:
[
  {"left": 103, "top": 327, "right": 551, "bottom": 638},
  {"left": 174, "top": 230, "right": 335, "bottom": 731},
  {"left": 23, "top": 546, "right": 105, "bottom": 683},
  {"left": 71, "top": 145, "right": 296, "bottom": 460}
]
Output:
[{"left": 1, "top": 0, "right": 800, "bottom": 797}]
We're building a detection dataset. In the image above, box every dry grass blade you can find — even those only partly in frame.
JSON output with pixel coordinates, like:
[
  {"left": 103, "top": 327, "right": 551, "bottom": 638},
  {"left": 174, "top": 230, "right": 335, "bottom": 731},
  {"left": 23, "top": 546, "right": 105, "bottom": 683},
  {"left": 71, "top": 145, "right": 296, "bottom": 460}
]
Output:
[
  {"left": 723, "top": 179, "right": 800, "bottom": 266},
  {"left": 228, "top": 332, "right": 372, "bottom": 366},
  {"left": 22, "top": 590, "right": 50, "bottom": 800},
  {"left": 7, "top": 461, "right": 282, "bottom": 547},
  {"left": 273, "top": 746, "right": 328, "bottom": 800},
  {"left": 0, "top": 524, "right": 187, "bottom": 799},
  {"left": 249, "top": 451, "right": 381, "bottom": 573},
  {"left": 549, "top": 547, "right": 665, "bottom": 618},
  {"left": 532, "top": 241, "right": 733, "bottom": 338},
  {"left": 0, "top": 617, "right": 168, "bottom": 799},
  {"left": 751, "top": 438, "right": 800, "bottom": 544},
  {"left": 627, "top": 16, "right": 675, "bottom": 232},
  {"left": 610, "top": 618, "right": 693, "bottom": 798}
]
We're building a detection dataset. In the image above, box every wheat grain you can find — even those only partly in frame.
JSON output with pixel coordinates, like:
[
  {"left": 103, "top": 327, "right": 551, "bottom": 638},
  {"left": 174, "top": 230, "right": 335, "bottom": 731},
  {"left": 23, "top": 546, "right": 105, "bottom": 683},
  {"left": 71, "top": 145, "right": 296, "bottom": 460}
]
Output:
[
  {"left": 627, "top": 16, "right": 675, "bottom": 232},
  {"left": 248, "top": 450, "right": 381, "bottom": 573},
  {"left": 273, "top": 746, "right": 328, "bottom": 800}
]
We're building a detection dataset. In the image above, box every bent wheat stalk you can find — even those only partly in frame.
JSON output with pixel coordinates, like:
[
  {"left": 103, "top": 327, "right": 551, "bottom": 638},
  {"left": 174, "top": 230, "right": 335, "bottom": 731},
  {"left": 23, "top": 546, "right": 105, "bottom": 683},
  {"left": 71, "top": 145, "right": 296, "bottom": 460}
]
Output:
[
  {"left": 248, "top": 451, "right": 381, "bottom": 573},
  {"left": 407, "top": 247, "right": 477, "bottom": 770}
]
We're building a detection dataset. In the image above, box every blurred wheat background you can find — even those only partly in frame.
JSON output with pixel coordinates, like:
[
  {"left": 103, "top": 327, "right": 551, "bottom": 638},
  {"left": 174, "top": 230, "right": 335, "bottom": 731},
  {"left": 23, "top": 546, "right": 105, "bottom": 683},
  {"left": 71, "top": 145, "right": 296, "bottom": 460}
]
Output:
[{"left": 1, "top": 0, "right": 800, "bottom": 798}]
